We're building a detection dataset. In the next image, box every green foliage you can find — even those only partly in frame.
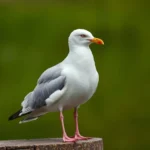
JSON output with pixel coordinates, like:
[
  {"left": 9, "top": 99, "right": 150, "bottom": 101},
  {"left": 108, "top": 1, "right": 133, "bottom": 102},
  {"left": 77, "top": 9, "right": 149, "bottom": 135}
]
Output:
[{"left": 0, "top": 1, "right": 149, "bottom": 150}]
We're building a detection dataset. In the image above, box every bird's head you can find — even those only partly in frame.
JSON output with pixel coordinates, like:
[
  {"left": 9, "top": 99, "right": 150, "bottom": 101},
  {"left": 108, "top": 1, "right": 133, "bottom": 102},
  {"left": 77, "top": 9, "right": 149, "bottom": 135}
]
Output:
[{"left": 68, "top": 29, "right": 104, "bottom": 47}]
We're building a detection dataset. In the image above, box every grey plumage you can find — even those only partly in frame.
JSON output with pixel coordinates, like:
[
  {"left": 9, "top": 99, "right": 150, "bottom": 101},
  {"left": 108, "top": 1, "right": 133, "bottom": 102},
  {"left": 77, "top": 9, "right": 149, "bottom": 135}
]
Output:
[
  {"left": 9, "top": 65, "right": 66, "bottom": 121},
  {"left": 32, "top": 75, "right": 66, "bottom": 109},
  {"left": 38, "top": 65, "right": 62, "bottom": 84}
]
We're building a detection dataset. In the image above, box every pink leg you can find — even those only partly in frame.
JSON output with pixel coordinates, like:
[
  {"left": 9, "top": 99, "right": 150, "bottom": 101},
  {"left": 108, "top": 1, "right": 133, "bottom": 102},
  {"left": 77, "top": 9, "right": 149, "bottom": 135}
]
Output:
[
  {"left": 60, "top": 111, "right": 77, "bottom": 142},
  {"left": 73, "top": 108, "right": 91, "bottom": 140}
]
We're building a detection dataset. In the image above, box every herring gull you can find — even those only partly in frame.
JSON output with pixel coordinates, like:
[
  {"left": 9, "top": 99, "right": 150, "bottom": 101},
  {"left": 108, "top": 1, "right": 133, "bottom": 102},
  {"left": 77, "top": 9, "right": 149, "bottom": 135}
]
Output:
[{"left": 9, "top": 29, "right": 104, "bottom": 142}]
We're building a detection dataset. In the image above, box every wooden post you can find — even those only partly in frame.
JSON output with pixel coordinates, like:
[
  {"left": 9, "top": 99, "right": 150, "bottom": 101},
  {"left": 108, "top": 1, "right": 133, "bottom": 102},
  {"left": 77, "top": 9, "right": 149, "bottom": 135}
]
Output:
[{"left": 0, "top": 138, "right": 103, "bottom": 150}]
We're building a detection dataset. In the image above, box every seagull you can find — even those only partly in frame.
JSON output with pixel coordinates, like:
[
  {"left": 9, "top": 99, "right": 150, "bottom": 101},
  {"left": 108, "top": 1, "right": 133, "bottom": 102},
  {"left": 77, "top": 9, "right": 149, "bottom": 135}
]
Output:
[{"left": 8, "top": 29, "right": 104, "bottom": 142}]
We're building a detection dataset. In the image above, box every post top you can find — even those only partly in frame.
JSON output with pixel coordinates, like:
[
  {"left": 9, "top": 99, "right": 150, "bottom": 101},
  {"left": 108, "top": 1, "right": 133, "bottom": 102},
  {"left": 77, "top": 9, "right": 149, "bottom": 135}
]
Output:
[{"left": 0, "top": 138, "right": 103, "bottom": 150}]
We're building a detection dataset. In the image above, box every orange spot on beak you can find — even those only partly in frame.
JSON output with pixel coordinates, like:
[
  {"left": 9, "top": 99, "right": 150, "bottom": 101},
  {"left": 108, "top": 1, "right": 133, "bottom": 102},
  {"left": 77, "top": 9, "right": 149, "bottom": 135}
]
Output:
[{"left": 90, "top": 38, "right": 104, "bottom": 45}]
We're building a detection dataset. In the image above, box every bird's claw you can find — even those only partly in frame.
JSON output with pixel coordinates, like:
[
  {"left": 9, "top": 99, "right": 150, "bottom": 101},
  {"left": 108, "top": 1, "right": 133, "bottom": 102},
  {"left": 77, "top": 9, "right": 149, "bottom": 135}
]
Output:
[
  {"left": 63, "top": 135, "right": 77, "bottom": 142},
  {"left": 73, "top": 133, "right": 91, "bottom": 140}
]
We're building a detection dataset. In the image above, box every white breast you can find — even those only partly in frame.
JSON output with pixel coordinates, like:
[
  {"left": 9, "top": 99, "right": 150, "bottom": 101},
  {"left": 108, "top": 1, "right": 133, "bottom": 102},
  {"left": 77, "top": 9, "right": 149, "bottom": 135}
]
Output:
[
  {"left": 59, "top": 46, "right": 99, "bottom": 109},
  {"left": 46, "top": 46, "right": 99, "bottom": 112}
]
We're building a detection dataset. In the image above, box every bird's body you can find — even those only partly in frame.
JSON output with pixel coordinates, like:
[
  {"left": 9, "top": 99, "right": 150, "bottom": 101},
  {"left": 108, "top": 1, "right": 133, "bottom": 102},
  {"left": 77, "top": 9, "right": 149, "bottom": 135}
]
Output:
[
  {"left": 49, "top": 46, "right": 99, "bottom": 111},
  {"left": 9, "top": 29, "right": 104, "bottom": 142},
  {"left": 21, "top": 45, "right": 99, "bottom": 119}
]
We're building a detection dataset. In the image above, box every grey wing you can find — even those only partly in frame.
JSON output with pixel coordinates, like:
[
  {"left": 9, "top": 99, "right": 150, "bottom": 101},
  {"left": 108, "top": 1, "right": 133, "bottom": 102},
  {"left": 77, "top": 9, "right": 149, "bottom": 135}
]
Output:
[
  {"left": 32, "top": 75, "right": 66, "bottom": 109},
  {"left": 38, "top": 64, "right": 62, "bottom": 84},
  {"left": 21, "top": 65, "right": 66, "bottom": 114}
]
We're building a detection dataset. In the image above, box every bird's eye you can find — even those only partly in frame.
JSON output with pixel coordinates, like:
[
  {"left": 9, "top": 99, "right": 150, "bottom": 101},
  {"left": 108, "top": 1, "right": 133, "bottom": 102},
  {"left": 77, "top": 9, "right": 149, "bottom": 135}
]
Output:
[{"left": 80, "top": 34, "right": 87, "bottom": 38}]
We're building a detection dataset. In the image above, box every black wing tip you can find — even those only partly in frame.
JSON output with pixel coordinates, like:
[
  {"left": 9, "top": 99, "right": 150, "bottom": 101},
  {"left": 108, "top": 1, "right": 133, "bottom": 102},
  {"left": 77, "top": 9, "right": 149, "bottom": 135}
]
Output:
[{"left": 8, "top": 109, "right": 22, "bottom": 121}]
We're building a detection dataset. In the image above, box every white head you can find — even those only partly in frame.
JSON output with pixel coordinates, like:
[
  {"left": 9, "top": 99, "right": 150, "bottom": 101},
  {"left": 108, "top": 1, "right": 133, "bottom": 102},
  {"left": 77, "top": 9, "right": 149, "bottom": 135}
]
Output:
[{"left": 68, "top": 29, "right": 104, "bottom": 47}]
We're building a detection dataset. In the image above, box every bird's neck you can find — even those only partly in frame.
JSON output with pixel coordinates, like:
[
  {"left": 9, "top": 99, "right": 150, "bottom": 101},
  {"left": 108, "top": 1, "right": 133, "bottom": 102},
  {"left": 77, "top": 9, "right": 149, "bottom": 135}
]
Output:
[{"left": 64, "top": 45, "right": 97, "bottom": 72}]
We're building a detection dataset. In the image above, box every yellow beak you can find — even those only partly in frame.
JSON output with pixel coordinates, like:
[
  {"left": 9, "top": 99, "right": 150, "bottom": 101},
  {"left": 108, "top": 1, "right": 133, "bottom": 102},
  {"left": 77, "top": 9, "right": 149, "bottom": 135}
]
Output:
[{"left": 90, "top": 38, "right": 104, "bottom": 45}]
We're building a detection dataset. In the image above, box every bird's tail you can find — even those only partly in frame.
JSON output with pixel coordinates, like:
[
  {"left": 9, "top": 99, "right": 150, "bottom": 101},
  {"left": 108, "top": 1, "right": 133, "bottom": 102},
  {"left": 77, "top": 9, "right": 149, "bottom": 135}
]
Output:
[
  {"left": 8, "top": 109, "right": 31, "bottom": 121},
  {"left": 8, "top": 109, "right": 22, "bottom": 120},
  {"left": 19, "top": 117, "right": 38, "bottom": 124}
]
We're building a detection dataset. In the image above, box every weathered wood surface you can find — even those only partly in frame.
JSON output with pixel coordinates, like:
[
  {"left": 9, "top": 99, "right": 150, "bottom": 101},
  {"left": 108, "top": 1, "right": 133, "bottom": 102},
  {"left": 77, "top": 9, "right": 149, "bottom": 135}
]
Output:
[{"left": 0, "top": 138, "right": 103, "bottom": 150}]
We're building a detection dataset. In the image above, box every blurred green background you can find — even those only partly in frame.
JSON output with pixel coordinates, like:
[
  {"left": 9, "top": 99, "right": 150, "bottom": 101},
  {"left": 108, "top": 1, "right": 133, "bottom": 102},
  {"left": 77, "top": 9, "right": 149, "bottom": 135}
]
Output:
[{"left": 0, "top": 1, "right": 150, "bottom": 150}]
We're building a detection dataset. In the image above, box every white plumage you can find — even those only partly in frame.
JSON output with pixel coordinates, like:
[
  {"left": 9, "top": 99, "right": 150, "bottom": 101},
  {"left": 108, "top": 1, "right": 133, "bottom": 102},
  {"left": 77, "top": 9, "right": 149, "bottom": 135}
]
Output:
[{"left": 9, "top": 29, "right": 104, "bottom": 142}]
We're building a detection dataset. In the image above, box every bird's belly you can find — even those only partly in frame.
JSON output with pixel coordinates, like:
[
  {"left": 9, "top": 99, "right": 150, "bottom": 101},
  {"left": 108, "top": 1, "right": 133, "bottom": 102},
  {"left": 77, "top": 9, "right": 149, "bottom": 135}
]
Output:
[
  {"left": 46, "top": 69, "right": 99, "bottom": 112},
  {"left": 62, "top": 86, "right": 89, "bottom": 110},
  {"left": 58, "top": 72, "right": 99, "bottom": 111}
]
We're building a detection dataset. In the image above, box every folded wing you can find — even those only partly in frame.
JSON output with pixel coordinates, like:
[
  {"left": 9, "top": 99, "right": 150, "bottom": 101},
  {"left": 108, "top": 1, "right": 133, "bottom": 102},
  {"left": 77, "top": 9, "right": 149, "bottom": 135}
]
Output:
[{"left": 9, "top": 64, "right": 66, "bottom": 120}]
